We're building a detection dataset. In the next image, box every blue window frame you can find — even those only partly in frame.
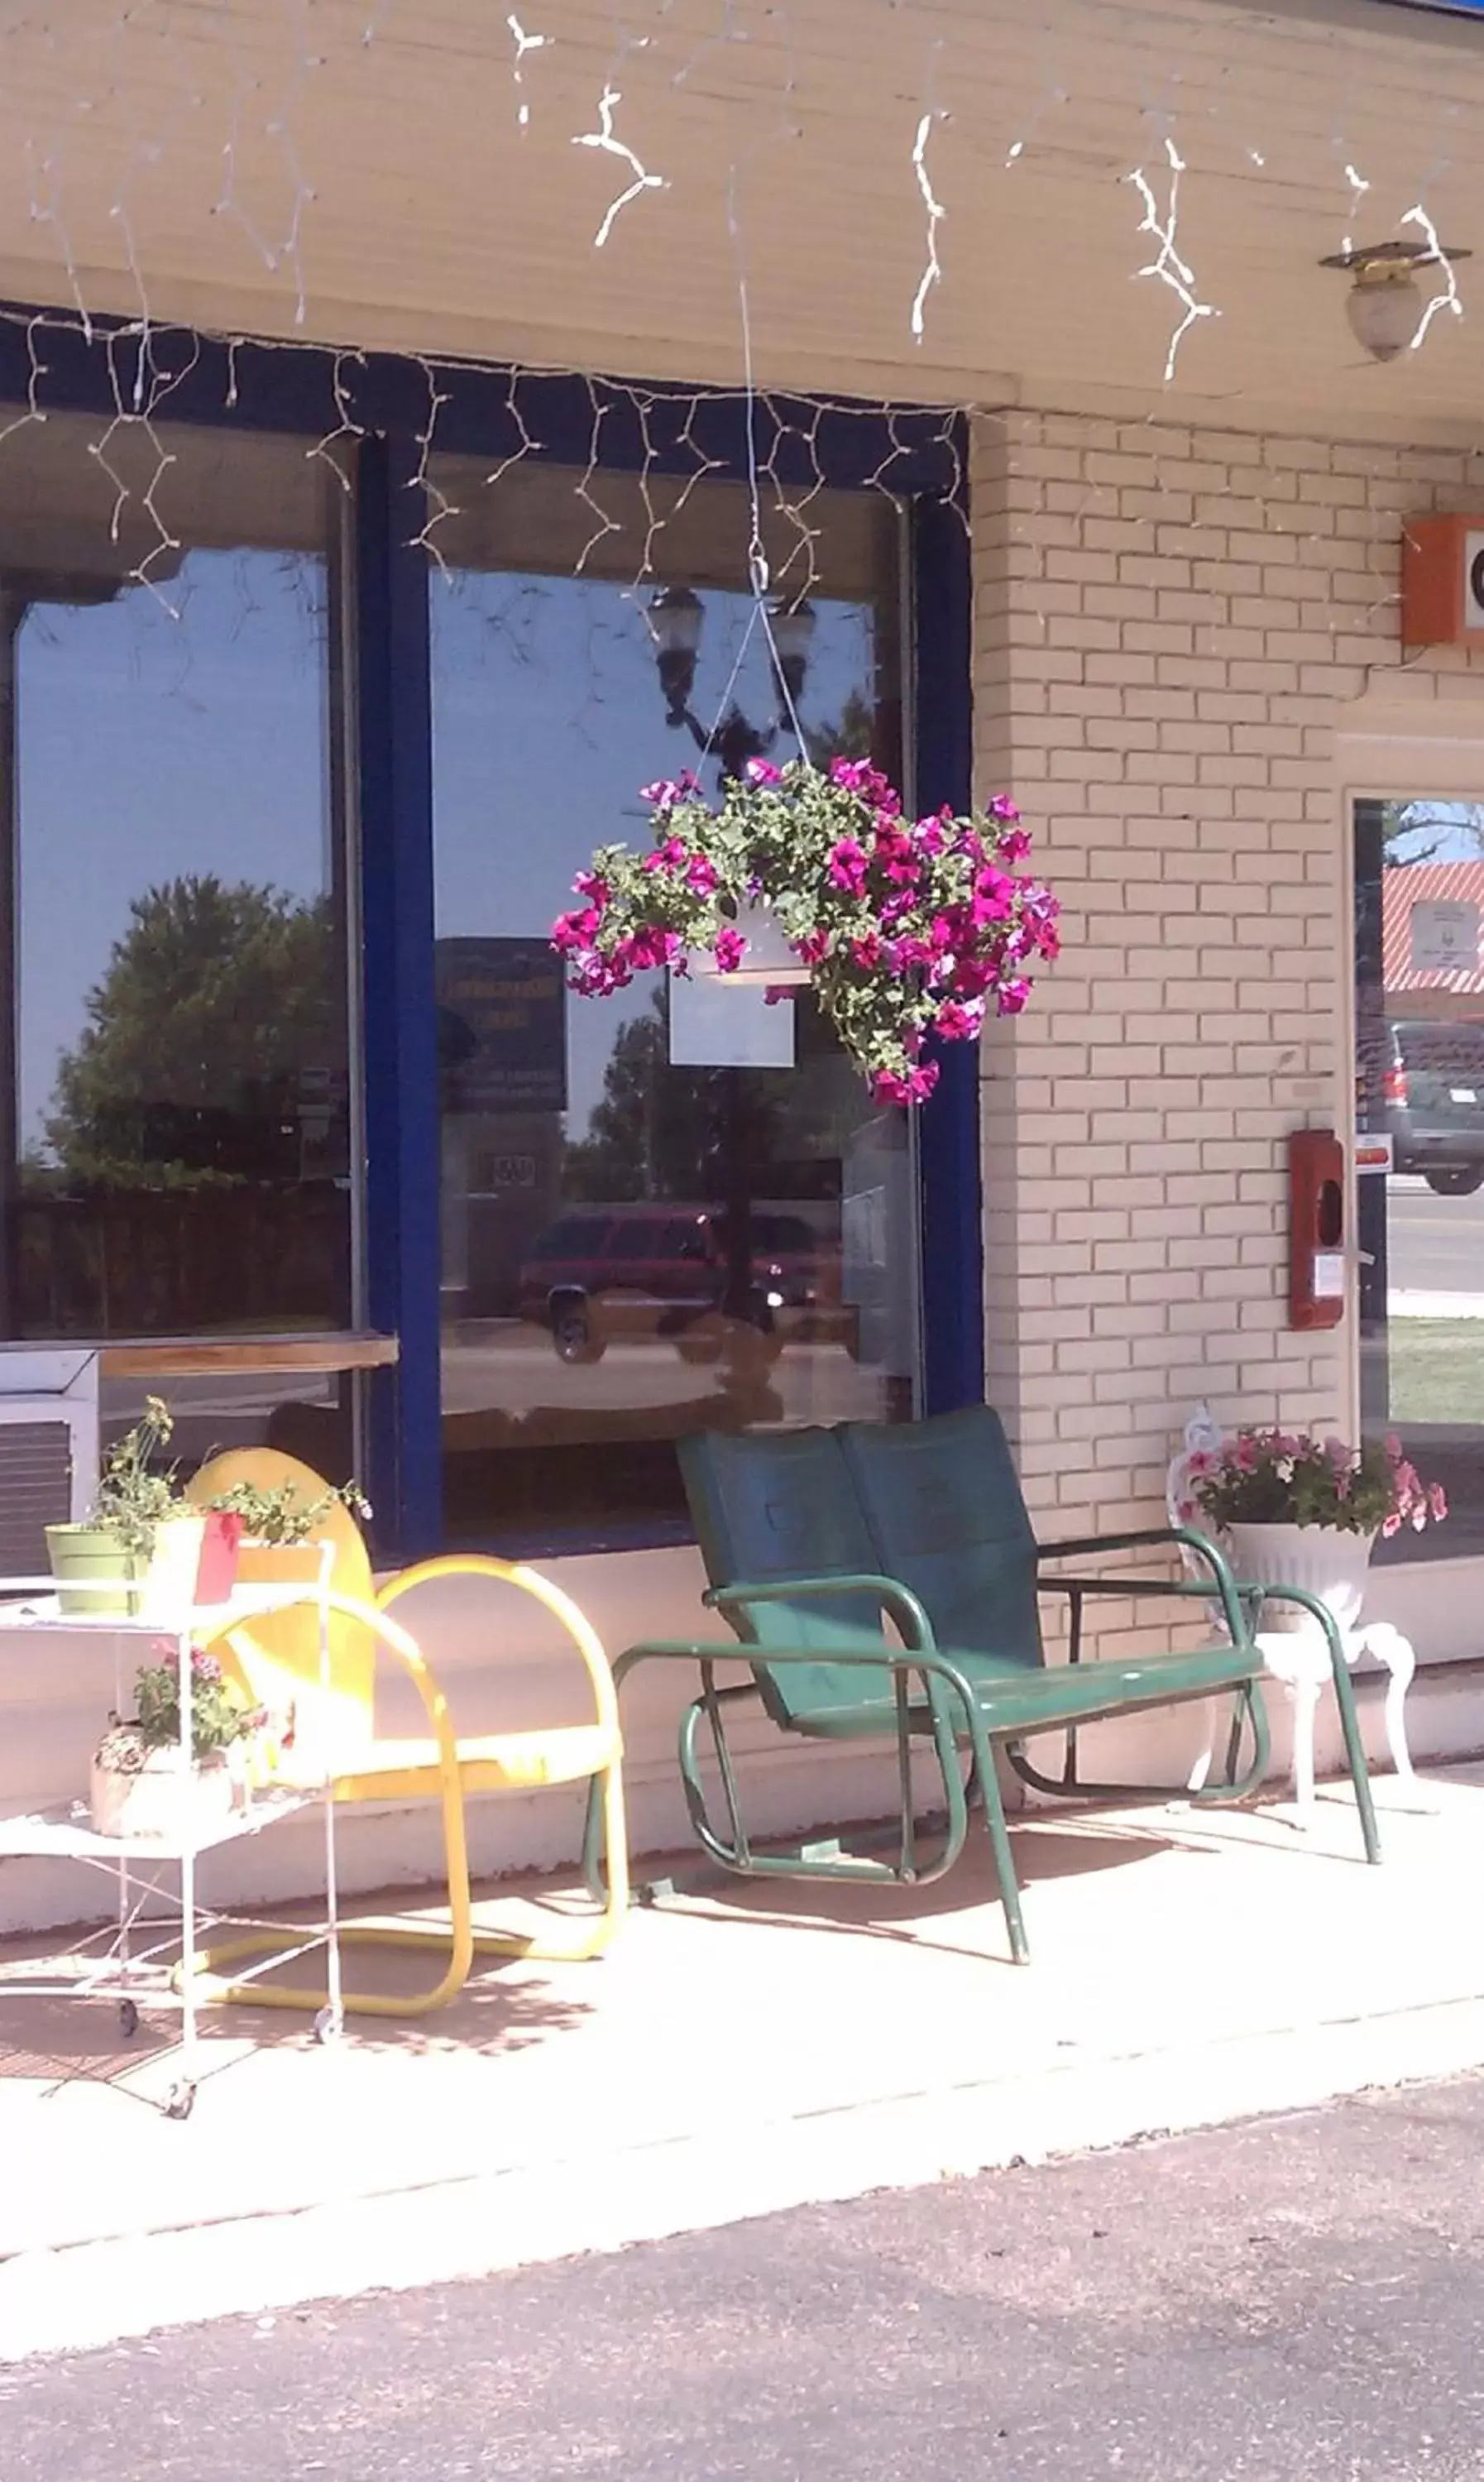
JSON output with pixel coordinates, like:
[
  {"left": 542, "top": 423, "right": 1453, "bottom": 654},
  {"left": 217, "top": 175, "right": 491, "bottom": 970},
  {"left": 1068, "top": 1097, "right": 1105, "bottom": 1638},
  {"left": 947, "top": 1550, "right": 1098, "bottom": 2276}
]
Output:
[{"left": 0, "top": 311, "right": 980, "bottom": 1560}]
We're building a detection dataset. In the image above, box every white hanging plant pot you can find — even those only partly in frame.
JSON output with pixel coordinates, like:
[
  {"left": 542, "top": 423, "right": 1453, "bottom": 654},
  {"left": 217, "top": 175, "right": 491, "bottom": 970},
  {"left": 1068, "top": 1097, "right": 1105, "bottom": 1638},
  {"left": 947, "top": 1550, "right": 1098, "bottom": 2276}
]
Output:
[
  {"left": 688, "top": 899, "right": 811, "bottom": 985},
  {"left": 1224, "top": 1521, "right": 1376, "bottom": 1636}
]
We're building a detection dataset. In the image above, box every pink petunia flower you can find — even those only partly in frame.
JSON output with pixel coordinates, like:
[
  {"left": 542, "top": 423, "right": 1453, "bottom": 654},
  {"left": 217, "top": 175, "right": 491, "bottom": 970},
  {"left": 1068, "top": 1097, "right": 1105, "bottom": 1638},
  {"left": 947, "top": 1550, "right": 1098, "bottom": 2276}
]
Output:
[{"left": 827, "top": 838, "right": 869, "bottom": 896}]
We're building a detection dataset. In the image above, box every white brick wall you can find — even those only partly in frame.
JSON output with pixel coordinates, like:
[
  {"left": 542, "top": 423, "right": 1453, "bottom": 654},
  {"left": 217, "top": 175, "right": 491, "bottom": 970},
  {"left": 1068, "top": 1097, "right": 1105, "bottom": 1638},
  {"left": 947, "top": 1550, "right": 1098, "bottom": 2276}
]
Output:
[{"left": 973, "top": 411, "right": 1484, "bottom": 1646}]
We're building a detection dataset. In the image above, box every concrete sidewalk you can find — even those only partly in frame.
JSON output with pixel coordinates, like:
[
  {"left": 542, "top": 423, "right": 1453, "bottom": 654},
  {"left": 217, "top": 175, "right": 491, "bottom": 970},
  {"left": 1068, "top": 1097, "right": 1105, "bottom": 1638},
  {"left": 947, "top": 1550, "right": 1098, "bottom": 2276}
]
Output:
[{"left": 2, "top": 1766, "right": 1482, "bottom": 2362}]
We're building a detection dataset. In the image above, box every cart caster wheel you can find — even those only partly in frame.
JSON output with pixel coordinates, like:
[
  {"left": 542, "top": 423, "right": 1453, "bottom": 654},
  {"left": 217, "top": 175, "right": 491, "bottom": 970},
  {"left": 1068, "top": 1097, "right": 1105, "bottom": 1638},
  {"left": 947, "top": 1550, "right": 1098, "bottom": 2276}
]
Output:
[
  {"left": 313, "top": 2005, "right": 342, "bottom": 2045},
  {"left": 117, "top": 1998, "right": 140, "bottom": 2040},
  {"left": 163, "top": 2081, "right": 195, "bottom": 2121}
]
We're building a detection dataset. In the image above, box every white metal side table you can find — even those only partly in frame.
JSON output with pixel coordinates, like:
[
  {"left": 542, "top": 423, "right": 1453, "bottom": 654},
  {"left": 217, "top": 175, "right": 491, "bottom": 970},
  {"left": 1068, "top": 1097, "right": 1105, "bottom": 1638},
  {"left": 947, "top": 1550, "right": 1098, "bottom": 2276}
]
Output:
[{"left": 0, "top": 1558, "right": 342, "bottom": 2119}]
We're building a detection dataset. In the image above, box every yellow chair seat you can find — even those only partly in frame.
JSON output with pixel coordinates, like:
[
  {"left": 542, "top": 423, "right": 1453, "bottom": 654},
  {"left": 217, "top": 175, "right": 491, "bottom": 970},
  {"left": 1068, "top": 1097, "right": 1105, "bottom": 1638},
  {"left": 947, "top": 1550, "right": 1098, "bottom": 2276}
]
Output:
[
  {"left": 172, "top": 1489, "right": 629, "bottom": 2018},
  {"left": 329, "top": 1723, "right": 620, "bottom": 1803}
]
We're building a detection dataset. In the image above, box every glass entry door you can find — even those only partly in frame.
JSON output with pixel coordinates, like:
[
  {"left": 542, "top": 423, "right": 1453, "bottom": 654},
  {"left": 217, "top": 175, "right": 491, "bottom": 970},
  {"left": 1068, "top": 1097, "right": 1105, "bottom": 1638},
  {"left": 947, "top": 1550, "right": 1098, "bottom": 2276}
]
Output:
[{"left": 1355, "top": 795, "right": 1484, "bottom": 1560}]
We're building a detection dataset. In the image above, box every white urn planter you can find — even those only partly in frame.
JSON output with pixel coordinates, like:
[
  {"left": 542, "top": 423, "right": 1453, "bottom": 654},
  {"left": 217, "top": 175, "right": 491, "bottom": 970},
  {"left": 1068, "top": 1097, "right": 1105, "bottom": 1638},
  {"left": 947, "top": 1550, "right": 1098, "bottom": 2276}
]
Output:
[
  {"left": 89, "top": 1744, "right": 237, "bottom": 1842},
  {"left": 1223, "top": 1521, "right": 1376, "bottom": 1636}
]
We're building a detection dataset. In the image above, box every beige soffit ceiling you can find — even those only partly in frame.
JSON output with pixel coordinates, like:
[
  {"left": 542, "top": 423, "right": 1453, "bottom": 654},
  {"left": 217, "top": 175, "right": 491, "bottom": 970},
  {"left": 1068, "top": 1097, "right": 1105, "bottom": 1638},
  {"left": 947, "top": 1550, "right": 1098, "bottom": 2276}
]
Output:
[{"left": 0, "top": 0, "right": 1481, "bottom": 432}]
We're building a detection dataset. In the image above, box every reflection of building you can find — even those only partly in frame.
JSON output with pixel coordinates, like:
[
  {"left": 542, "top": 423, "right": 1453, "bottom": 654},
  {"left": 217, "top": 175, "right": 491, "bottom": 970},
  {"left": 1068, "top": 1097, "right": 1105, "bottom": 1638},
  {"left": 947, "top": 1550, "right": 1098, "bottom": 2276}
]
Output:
[
  {"left": 1382, "top": 861, "right": 1484, "bottom": 1016},
  {"left": 436, "top": 939, "right": 567, "bottom": 1321}
]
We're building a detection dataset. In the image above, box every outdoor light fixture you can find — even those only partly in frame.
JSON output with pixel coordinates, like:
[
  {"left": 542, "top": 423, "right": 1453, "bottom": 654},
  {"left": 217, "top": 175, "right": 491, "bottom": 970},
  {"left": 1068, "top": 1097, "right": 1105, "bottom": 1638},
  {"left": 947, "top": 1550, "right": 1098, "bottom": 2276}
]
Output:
[
  {"left": 767, "top": 596, "right": 817, "bottom": 707},
  {"left": 646, "top": 585, "right": 817, "bottom": 780},
  {"left": 647, "top": 584, "right": 706, "bottom": 723},
  {"left": 1320, "top": 239, "right": 1472, "bottom": 364}
]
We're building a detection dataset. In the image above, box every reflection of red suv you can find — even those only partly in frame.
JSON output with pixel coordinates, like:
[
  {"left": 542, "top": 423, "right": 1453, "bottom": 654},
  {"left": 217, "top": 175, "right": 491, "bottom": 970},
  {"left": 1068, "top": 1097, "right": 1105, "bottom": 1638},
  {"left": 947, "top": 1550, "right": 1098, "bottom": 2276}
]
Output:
[{"left": 518, "top": 1205, "right": 835, "bottom": 1364}]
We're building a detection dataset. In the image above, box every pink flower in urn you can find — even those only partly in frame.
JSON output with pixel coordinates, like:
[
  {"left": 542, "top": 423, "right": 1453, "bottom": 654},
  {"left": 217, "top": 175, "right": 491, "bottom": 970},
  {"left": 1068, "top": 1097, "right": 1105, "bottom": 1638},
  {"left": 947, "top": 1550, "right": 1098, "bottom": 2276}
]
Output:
[
  {"left": 795, "top": 927, "right": 831, "bottom": 966},
  {"left": 713, "top": 926, "right": 747, "bottom": 974},
  {"left": 999, "top": 827, "right": 1032, "bottom": 863},
  {"left": 642, "top": 836, "right": 689, "bottom": 875},
  {"left": 850, "top": 932, "right": 883, "bottom": 970},
  {"left": 744, "top": 756, "right": 783, "bottom": 787},
  {"left": 995, "top": 979, "right": 1032, "bottom": 1015},
  {"left": 687, "top": 854, "right": 719, "bottom": 895},
  {"left": 640, "top": 777, "right": 688, "bottom": 811}
]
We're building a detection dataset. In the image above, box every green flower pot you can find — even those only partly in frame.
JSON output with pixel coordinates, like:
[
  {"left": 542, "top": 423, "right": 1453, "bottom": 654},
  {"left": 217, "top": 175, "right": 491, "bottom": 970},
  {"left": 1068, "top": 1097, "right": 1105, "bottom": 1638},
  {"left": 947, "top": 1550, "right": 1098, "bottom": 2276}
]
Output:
[{"left": 45, "top": 1524, "right": 142, "bottom": 1617}]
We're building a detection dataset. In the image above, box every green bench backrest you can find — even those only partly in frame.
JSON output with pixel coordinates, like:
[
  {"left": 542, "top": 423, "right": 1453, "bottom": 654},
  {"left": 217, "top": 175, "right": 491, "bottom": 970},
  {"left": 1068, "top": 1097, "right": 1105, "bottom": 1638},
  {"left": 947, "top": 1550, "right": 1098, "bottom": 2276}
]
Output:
[
  {"left": 679, "top": 1406, "right": 1046, "bottom": 1729},
  {"left": 677, "top": 1425, "right": 907, "bottom": 1725},
  {"left": 842, "top": 1406, "right": 1045, "bottom": 1675}
]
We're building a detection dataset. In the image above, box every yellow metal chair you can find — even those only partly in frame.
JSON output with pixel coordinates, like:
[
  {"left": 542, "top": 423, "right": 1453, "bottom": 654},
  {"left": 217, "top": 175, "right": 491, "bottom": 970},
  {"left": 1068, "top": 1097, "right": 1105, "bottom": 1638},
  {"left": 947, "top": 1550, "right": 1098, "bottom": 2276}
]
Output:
[{"left": 182, "top": 1451, "right": 630, "bottom": 2019}]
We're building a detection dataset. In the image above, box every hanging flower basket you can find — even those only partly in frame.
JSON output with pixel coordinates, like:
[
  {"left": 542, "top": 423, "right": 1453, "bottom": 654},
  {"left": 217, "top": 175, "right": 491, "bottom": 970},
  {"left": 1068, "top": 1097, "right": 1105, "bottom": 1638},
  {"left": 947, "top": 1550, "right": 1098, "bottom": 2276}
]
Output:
[{"left": 551, "top": 756, "right": 1060, "bottom": 1104}]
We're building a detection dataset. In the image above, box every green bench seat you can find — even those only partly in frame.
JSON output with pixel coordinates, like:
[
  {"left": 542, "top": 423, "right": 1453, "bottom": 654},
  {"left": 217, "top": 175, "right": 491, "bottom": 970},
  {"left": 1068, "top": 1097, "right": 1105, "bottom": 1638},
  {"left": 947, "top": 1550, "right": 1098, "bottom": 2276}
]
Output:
[{"left": 583, "top": 1406, "right": 1380, "bottom": 1962}]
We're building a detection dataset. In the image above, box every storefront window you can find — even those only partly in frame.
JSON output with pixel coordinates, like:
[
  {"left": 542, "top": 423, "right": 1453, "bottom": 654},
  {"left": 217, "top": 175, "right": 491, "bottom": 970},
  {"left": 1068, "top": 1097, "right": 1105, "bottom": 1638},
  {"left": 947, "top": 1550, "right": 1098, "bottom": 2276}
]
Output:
[
  {"left": 1355, "top": 795, "right": 1484, "bottom": 1560},
  {"left": 0, "top": 411, "right": 354, "bottom": 1469},
  {"left": 429, "top": 459, "right": 919, "bottom": 1543}
]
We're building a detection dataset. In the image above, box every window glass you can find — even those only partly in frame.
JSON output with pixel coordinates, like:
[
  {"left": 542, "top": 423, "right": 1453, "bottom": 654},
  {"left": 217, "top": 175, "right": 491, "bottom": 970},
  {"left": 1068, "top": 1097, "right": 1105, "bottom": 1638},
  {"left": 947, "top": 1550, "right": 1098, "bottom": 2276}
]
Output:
[
  {"left": 430, "top": 458, "right": 918, "bottom": 1545},
  {"left": 1355, "top": 797, "right": 1484, "bottom": 1560},
  {"left": 0, "top": 410, "right": 354, "bottom": 1473}
]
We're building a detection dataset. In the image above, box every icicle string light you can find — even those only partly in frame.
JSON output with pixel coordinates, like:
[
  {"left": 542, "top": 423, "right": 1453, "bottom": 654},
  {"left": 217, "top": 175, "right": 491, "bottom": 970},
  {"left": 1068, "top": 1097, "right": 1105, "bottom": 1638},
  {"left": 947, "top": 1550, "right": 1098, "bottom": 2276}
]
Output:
[
  {"left": 572, "top": 81, "right": 668, "bottom": 248},
  {"left": 1127, "top": 135, "right": 1218, "bottom": 384}
]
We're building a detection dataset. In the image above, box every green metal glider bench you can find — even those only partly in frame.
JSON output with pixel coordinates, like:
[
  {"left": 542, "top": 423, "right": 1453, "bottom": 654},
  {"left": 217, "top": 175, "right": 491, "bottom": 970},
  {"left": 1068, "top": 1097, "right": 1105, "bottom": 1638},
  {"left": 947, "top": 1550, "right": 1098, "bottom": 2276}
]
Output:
[{"left": 583, "top": 1406, "right": 1381, "bottom": 1963}]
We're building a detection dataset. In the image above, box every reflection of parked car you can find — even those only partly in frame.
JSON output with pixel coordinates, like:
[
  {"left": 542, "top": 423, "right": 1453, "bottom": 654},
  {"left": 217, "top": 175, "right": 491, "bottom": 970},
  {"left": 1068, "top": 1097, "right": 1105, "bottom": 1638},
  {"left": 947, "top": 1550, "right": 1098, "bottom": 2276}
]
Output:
[
  {"left": 1381, "top": 1019, "right": 1484, "bottom": 1195},
  {"left": 517, "top": 1205, "right": 850, "bottom": 1364}
]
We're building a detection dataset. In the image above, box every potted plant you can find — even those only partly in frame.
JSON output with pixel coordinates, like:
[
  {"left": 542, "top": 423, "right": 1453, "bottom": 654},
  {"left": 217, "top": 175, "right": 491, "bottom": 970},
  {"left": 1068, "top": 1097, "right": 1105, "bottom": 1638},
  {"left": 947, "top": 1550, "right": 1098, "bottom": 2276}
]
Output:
[
  {"left": 46, "top": 1398, "right": 210, "bottom": 1620},
  {"left": 203, "top": 1473, "right": 371, "bottom": 1586},
  {"left": 89, "top": 1647, "right": 266, "bottom": 1840},
  {"left": 1186, "top": 1427, "right": 1446, "bottom": 1633},
  {"left": 550, "top": 755, "right": 1060, "bottom": 1104}
]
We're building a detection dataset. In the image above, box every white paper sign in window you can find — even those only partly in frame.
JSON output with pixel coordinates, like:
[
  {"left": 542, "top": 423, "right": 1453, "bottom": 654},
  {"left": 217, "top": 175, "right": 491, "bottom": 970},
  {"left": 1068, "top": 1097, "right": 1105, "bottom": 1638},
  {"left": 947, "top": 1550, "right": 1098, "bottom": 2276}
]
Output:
[{"left": 1410, "top": 898, "right": 1481, "bottom": 975}]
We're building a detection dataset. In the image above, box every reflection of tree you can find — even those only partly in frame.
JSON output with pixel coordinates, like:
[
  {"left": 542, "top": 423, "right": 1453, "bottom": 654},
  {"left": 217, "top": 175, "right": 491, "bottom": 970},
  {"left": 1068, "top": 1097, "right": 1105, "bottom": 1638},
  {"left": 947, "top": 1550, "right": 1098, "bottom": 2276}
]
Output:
[
  {"left": 803, "top": 687, "right": 875, "bottom": 774},
  {"left": 564, "top": 983, "right": 866, "bottom": 1208},
  {"left": 1381, "top": 799, "right": 1484, "bottom": 865},
  {"left": 45, "top": 875, "right": 338, "bottom": 1188},
  {"left": 563, "top": 987, "right": 784, "bottom": 1202}
]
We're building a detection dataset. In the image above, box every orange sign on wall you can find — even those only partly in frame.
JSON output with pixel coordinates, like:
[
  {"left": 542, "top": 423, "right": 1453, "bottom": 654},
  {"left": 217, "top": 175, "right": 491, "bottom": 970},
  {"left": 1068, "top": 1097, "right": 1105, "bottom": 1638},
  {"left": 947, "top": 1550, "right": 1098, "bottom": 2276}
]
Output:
[{"left": 1401, "top": 515, "right": 1484, "bottom": 649}]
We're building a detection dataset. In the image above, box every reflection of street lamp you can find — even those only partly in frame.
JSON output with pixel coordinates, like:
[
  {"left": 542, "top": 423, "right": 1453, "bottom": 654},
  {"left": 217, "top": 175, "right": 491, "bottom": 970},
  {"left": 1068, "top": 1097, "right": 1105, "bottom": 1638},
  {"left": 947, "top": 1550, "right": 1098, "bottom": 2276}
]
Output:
[{"left": 647, "top": 586, "right": 816, "bottom": 782}]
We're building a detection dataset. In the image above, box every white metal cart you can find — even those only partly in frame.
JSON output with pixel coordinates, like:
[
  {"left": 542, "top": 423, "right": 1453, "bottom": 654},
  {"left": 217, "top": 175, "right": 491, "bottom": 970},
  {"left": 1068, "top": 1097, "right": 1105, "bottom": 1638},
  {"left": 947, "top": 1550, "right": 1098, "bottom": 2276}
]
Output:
[{"left": 0, "top": 1556, "right": 343, "bottom": 2120}]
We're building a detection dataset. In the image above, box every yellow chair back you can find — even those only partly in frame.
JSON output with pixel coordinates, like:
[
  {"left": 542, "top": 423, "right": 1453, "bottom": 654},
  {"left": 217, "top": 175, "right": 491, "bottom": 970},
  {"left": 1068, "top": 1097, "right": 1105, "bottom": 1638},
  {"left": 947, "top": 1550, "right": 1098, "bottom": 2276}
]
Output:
[{"left": 187, "top": 1447, "right": 377, "bottom": 1770}]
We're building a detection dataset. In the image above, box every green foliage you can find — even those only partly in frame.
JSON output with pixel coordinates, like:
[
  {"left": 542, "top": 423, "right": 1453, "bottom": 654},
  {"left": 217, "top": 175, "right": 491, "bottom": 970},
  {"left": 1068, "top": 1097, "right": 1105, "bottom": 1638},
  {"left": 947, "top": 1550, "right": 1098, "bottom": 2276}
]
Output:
[
  {"left": 206, "top": 1473, "right": 371, "bottom": 1544},
  {"left": 130, "top": 1646, "right": 261, "bottom": 1759},
  {"left": 92, "top": 1396, "right": 185, "bottom": 1562}
]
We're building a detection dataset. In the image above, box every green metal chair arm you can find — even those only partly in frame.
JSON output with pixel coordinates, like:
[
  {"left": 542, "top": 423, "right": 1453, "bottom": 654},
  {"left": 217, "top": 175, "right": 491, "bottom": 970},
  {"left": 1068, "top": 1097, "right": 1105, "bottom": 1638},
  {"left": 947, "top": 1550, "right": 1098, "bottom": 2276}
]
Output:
[
  {"left": 702, "top": 1571, "right": 936, "bottom": 1651},
  {"left": 1039, "top": 1524, "right": 1219, "bottom": 1565},
  {"left": 1036, "top": 1526, "right": 1247, "bottom": 1647},
  {"left": 611, "top": 1633, "right": 981, "bottom": 1736}
]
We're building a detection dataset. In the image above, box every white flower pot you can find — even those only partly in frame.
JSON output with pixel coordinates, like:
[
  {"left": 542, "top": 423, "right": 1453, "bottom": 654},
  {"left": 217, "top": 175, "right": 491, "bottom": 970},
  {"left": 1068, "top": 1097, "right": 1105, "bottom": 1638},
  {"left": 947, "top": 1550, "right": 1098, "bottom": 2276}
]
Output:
[
  {"left": 136, "top": 1513, "right": 208, "bottom": 1622},
  {"left": 89, "top": 1747, "right": 236, "bottom": 1842},
  {"left": 1224, "top": 1521, "right": 1376, "bottom": 1636}
]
